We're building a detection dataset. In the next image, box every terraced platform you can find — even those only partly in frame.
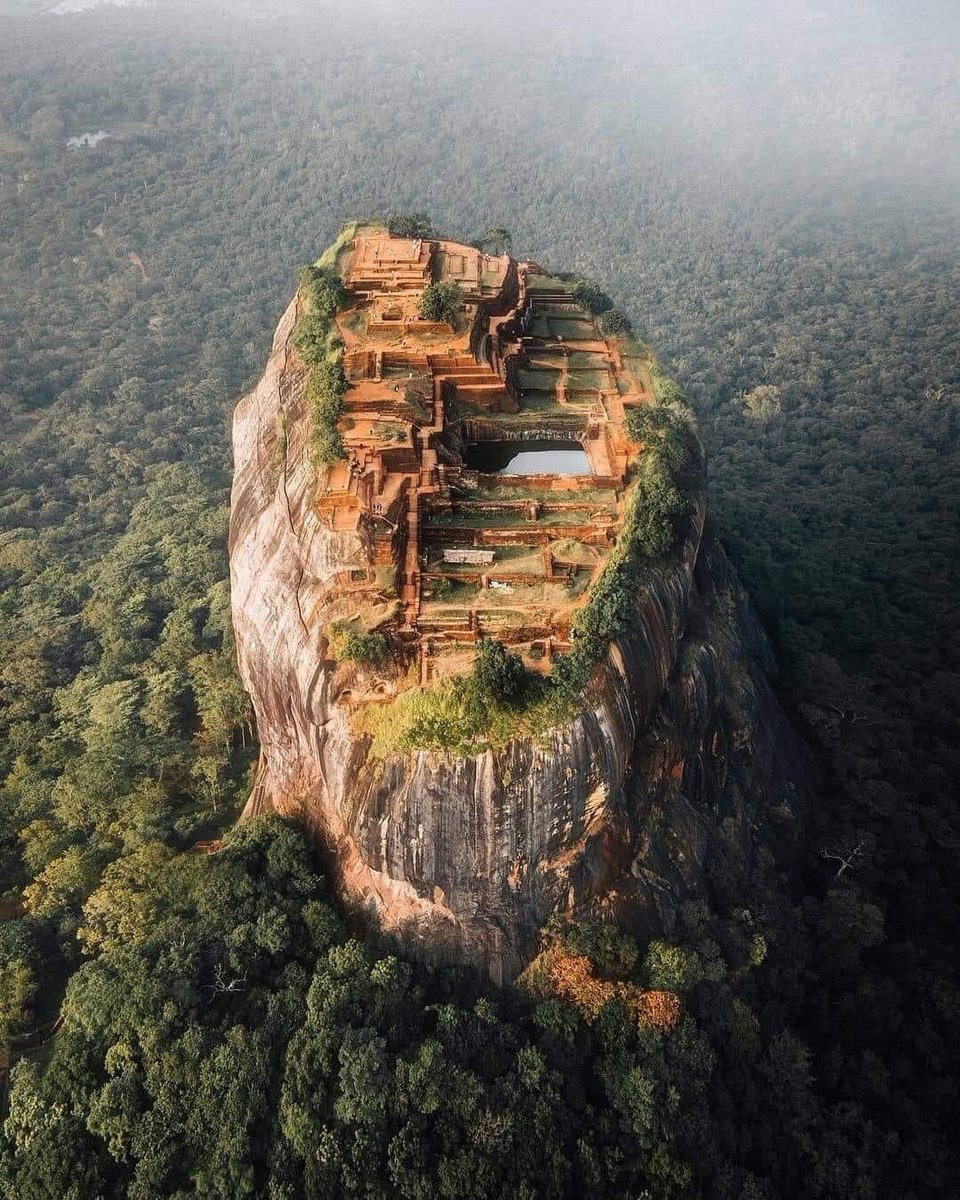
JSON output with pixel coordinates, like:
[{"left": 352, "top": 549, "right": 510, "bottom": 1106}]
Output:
[{"left": 316, "top": 227, "right": 654, "bottom": 686}]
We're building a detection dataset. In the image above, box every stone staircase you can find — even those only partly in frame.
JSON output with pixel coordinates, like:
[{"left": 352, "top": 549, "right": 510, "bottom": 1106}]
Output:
[{"left": 428, "top": 354, "right": 515, "bottom": 412}]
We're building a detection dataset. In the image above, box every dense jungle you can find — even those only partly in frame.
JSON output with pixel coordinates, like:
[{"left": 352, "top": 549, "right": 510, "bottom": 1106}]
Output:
[{"left": 0, "top": 1, "right": 957, "bottom": 1196}]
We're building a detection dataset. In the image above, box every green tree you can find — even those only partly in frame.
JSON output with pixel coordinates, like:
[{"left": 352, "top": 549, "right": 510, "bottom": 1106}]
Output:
[
  {"left": 571, "top": 279, "right": 613, "bottom": 316},
  {"left": 471, "top": 638, "right": 527, "bottom": 706},
  {"left": 419, "top": 282, "right": 462, "bottom": 326},
  {"left": 482, "top": 227, "right": 512, "bottom": 256},
  {"left": 297, "top": 265, "right": 347, "bottom": 321},
  {"left": 388, "top": 213, "right": 434, "bottom": 238},
  {"left": 0, "top": 958, "right": 36, "bottom": 1043},
  {"left": 642, "top": 940, "right": 703, "bottom": 991},
  {"left": 598, "top": 309, "right": 632, "bottom": 336},
  {"left": 341, "top": 630, "right": 390, "bottom": 667},
  {"left": 23, "top": 846, "right": 104, "bottom": 923}
]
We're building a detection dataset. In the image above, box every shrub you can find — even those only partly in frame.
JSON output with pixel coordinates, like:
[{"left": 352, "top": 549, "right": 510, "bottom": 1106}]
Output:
[
  {"left": 571, "top": 278, "right": 614, "bottom": 315},
  {"left": 404, "top": 387, "right": 431, "bottom": 423},
  {"left": 297, "top": 265, "right": 346, "bottom": 320},
  {"left": 294, "top": 259, "right": 350, "bottom": 467},
  {"left": 388, "top": 212, "right": 434, "bottom": 238},
  {"left": 427, "top": 576, "right": 454, "bottom": 600},
  {"left": 329, "top": 623, "right": 390, "bottom": 667},
  {"left": 642, "top": 940, "right": 704, "bottom": 991},
  {"left": 306, "top": 358, "right": 348, "bottom": 466},
  {"left": 472, "top": 638, "right": 526, "bottom": 706},
  {"left": 650, "top": 362, "right": 684, "bottom": 406},
  {"left": 624, "top": 404, "right": 690, "bottom": 477},
  {"left": 482, "top": 226, "right": 512, "bottom": 256},
  {"left": 598, "top": 308, "right": 632, "bottom": 336},
  {"left": 419, "top": 281, "right": 462, "bottom": 325},
  {"left": 291, "top": 311, "right": 338, "bottom": 365},
  {"left": 630, "top": 470, "right": 685, "bottom": 557},
  {"left": 546, "top": 916, "right": 640, "bottom": 977},
  {"left": 341, "top": 631, "right": 390, "bottom": 667}
]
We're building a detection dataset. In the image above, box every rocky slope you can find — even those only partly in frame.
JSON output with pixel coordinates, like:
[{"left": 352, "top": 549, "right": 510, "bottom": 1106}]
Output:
[{"left": 229, "top": 291, "right": 809, "bottom": 983}]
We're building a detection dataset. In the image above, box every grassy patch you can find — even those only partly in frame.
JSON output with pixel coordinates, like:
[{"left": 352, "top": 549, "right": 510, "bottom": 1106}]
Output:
[
  {"left": 358, "top": 670, "right": 574, "bottom": 758},
  {"left": 525, "top": 273, "right": 573, "bottom": 292},
  {"left": 519, "top": 368, "right": 561, "bottom": 390},
  {"left": 316, "top": 221, "right": 360, "bottom": 271},
  {"left": 327, "top": 621, "right": 390, "bottom": 666},
  {"left": 569, "top": 368, "right": 610, "bottom": 386},
  {"left": 550, "top": 538, "right": 601, "bottom": 566},
  {"left": 456, "top": 481, "right": 616, "bottom": 504}
]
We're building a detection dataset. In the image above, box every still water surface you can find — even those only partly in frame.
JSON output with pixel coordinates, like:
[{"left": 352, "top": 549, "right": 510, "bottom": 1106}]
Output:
[{"left": 464, "top": 440, "right": 590, "bottom": 475}]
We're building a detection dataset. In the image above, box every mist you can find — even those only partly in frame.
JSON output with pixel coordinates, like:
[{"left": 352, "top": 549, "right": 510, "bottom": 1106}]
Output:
[{"left": 8, "top": 0, "right": 959, "bottom": 219}]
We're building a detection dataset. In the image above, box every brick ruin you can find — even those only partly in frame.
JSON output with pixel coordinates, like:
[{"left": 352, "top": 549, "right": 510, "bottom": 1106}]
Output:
[{"left": 314, "top": 228, "right": 655, "bottom": 692}]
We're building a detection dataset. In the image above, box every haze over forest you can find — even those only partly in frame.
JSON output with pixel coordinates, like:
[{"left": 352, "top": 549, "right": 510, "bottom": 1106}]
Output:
[{"left": 0, "top": 1, "right": 957, "bottom": 1196}]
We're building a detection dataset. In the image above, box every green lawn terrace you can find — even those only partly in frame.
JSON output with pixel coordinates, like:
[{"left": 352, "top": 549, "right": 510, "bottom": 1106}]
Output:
[
  {"left": 477, "top": 271, "right": 652, "bottom": 455},
  {"left": 415, "top": 535, "right": 603, "bottom": 682},
  {"left": 417, "top": 452, "right": 621, "bottom": 674}
]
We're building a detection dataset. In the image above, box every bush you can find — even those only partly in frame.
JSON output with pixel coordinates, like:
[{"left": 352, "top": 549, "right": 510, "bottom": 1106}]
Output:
[
  {"left": 547, "top": 916, "right": 640, "bottom": 977},
  {"left": 419, "top": 281, "right": 462, "bottom": 325},
  {"left": 388, "top": 212, "right": 434, "bottom": 238},
  {"left": 297, "top": 264, "right": 346, "bottom": 320},
  {"left": 427, "top": 575, "right": 454, "bottom": 600},
  {"left": 625, "top": 404, "right": 690, "bottom": 476},
  {"left": 306, "top": 358, "right": 348, "bottom": 465},
  {"left": 650, "top": 362, "right": 684, "bottom": 406},
  {"left": 598, "top": 308, "right": 632, "bottom": 336},
  {"left": 330, "top": 625, "right": 390, "bottom": 667},
  {"left": 343, "top": 631, "right": 389, "bottom": 666},
  {"left": 642, "top": 940, "right": 704, "bottom": 991},
  {"left": 571, "top": 278, "right": 614, "bottom": 315},
  {"left": 472, "top": 638, "right": 526, "bottom": 706},
  {"left": 294, "top": 260, "right": 350, "bottom": 466},
  {"left": 291, "top": 311, "right": 336, "bottom": 365}
]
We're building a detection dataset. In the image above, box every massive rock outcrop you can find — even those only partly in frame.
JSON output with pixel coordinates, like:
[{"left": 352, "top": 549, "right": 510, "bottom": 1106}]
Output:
[{"left": 229, "top": 241, "right": 808, "bottom": 982}]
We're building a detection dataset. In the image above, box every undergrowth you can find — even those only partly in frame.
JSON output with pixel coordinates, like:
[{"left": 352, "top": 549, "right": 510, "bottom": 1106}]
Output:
[
  {"left": 357, "top": 669, "right": 575, "bottom": 758},
  {"left": 291, "top": 227, "right": 354, "bottom": 466}
]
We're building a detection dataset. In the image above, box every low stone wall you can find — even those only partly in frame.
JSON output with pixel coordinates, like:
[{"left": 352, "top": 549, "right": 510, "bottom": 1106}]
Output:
[
  {"left": 471, "top": 473, "right": 619, "bottom": 492},
  {"left": 422, "top": 524, "right": 614, "bottom": 548},
  {"left": 461, "top": 417, "right": 587, "bottom": 442}
]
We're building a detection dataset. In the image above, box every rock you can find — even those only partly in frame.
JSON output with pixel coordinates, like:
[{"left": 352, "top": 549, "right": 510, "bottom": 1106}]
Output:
[{"left": 229, "top": 257, "right": 810, "bottom": 983}]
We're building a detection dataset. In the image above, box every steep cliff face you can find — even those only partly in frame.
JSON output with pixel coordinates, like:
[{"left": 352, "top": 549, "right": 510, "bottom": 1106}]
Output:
[{"left": 230, "top": 275, "right": 808, "bottom": 983}]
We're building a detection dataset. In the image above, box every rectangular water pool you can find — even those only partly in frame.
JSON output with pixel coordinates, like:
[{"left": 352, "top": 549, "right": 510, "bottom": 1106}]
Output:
[{"left": 464, "top": 439, "right": 590, "bottom": 475}]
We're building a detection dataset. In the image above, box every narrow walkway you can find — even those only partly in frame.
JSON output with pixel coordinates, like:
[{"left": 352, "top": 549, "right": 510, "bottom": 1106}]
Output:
[{"left": 400, "top": 485, "right": 420, "bottom": 629}]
